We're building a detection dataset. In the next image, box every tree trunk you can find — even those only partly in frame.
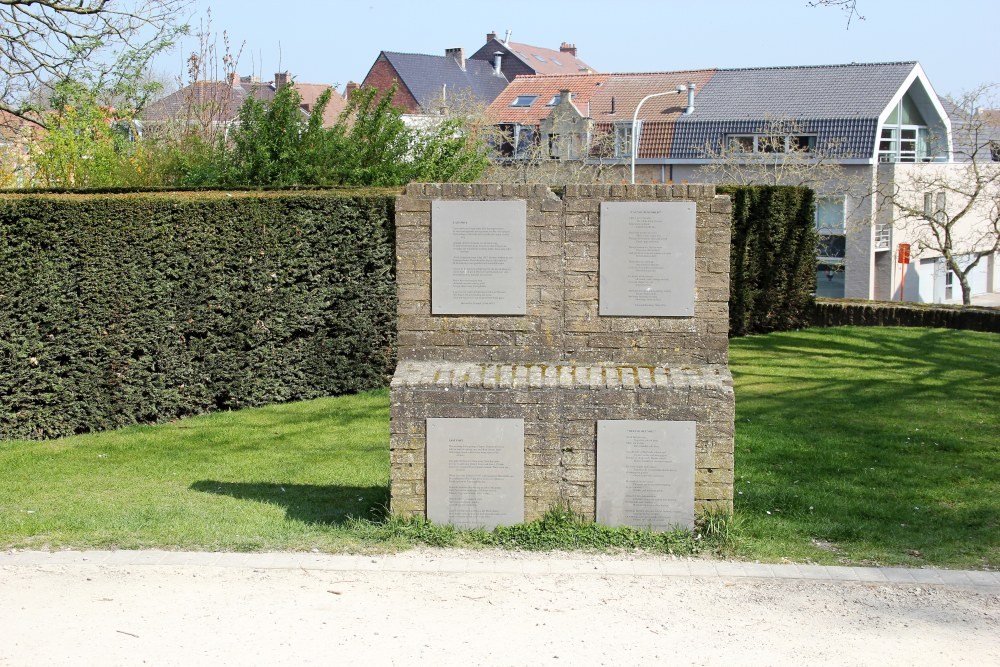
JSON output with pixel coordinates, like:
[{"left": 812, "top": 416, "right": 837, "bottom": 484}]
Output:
[{"left": 958, "top": 272, "right": 973, "bottom": 305}]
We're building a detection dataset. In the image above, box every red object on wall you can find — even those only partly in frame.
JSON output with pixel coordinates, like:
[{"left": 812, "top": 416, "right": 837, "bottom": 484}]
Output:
[{"left": 897, "top": 243, "right": 911, "bottom": 264}]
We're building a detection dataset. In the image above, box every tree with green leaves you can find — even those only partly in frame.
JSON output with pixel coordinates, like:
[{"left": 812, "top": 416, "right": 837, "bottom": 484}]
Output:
[{"left": 221, "top": 83, "right": 490, "bottom": 188}]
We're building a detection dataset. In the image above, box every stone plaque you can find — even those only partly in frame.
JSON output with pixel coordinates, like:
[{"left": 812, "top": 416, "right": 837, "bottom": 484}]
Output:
[
  {"left": 431, "top": 200, "right": 527, "bottom": 315},
  {"left": 426, "top": 418, "right": 524, "bottom": 529},
  {"left": 599, "top": 201, "right": 696, "bottom": 316},
  {"left": 596, "top": 420, "right": 695, "bottom": 530}
]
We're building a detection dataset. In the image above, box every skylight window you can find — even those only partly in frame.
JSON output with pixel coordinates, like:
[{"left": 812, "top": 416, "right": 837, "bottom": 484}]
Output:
[
  {"left": 511, "top": 95, "right": 539, "bottom": 107},
  {"left": 533, "top": 54, "right": 547, "bottom": 62},
  {"left": 546, "top": 95, "right": 560, "bottom": 106},
  {"left": 551, "top": 58, "right": 562, "bottom": 66}
]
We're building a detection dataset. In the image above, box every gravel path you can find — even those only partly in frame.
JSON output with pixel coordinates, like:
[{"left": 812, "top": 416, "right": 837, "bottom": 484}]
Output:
[{"left": 1, "top": 549, "right": 997, "bottom": 666}]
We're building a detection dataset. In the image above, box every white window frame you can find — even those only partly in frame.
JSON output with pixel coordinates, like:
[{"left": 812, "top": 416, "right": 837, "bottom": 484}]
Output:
[{"left": 726, "top": 133, "right": 817, "bottom": 154}]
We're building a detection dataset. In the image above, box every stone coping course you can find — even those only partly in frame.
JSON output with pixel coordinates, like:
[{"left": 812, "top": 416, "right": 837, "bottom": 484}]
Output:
[{"left": 392, "top": 361, "right": 733, "bottom": 391}]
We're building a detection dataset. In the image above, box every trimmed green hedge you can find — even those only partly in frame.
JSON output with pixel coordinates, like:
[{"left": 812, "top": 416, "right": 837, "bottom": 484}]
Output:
[
  {"left": 812, "top": 299, "right": 1000, "bottom": 333},
  {"left": 0, "top": 190, "right": 397, "bottom": 439},
  {"left": 724, "top": 186, "right": 818, "bottom": 337}
]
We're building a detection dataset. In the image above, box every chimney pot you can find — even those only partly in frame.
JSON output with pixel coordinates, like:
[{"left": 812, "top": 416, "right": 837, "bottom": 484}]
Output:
[{"left": 560, "top": 42, "right": 578, "bottom": 57}]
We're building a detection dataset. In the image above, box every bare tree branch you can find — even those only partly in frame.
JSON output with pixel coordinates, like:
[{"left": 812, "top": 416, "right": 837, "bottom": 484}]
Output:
[
  {"left": 0, "top": 0, "right": 190, "bottom": 128},
  {"left": 808, "top": 0, "right": 865, "bottom": 29}
]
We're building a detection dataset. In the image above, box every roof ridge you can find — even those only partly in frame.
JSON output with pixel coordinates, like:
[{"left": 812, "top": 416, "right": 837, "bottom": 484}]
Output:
[
  {"left": 717, "top": 60, "right": 917, "bottom": 72},
  {"left": 604, "top": 69, "right": 719, "bottom": 76}
]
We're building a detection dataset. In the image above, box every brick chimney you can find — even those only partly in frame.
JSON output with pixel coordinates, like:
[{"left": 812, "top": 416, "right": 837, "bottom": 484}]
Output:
[
  {"left": 560, "top": 42, "right": 577, "bottom": 57},
  {"left": 345, "top": 81, "right": 359, "bottom": 98},
  {"left": 274, "top": 71, "right": 291, "bottom": 89},
  {"left": 445, "top": 47, "right": 465, "bottom": 70},
  {"left": 486, "top": 31, "right": 497, "bottom": 42}
]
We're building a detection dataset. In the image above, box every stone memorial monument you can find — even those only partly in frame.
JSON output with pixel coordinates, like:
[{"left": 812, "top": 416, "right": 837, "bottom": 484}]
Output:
[{"left": 390, "top": 183, "right": 734, "bottom": 531}]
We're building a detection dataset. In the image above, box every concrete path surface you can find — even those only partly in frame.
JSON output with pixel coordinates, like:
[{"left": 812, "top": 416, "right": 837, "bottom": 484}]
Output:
[{"left": 1, "top": 549, "right": 998, "bottom": 666}]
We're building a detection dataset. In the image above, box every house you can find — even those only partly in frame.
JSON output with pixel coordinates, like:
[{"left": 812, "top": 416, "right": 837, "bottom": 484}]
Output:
[
  {"left": 468, "top": 31, "right": 595, "bottom": 80},
  {"left": 359, "top": 32, "right": 595, "bottom": 117},
  {"left": 360, "top": 49, "right": 509, "bottom": 116},
  {"left": 140, "top": 72, "right": 347, "bottom": 133},
  {"left": 486, "top": 61, "right": 1000, "bottom": 304}
]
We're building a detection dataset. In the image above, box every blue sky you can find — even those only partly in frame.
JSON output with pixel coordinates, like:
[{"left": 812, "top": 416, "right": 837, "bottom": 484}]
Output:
[{"left": 156, "top": 0, "right": 998, "bottom": 98}]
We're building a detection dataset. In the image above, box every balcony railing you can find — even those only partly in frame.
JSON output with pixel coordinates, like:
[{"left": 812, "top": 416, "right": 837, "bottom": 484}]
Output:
[{"left": 874, "top": 223, "right": 891, "bottom": 250}]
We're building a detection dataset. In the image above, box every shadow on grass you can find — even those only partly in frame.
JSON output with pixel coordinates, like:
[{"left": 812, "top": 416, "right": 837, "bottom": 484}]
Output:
[
  {"left": 730, "top": 327, "right": 1000, "bottom": 565},
  {"left": 191, "top": 480, "right": 389, "bottom": 526}
]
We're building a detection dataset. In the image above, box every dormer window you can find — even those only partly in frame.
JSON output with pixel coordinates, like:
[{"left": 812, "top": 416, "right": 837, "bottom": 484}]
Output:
[
  {"left": 511, "top": 95, "right": 539, "bottom": 107},
  {"left": 878, "top": 92, "right": 938, "bottom": 162}
]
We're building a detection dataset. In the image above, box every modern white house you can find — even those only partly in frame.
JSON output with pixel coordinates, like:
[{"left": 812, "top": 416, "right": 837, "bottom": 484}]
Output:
[{"left": 487, "top": 61, "right": 1000, "bottom": 304}]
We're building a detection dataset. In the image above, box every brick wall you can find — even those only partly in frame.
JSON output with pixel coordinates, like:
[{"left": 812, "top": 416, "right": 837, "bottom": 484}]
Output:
[{"left": 361, "top": 54, "right": 421, "bottom": 114}]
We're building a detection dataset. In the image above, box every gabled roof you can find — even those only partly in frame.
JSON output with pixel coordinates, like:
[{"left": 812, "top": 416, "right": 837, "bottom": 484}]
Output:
[
  {"left": 672, "top": 61, "right": 921, "bottom": 159},
  {"left": 380, "top": 51, "right": 509, "bottom": 111},
  {"left": 684, "top": 61, "right": 917, "bottom": 121},
  {"left": 498, "top": 40, "right": 594, "bottom": 75},
  {"left": 488, "top": 74, "right": 608, "bottom": 124}
]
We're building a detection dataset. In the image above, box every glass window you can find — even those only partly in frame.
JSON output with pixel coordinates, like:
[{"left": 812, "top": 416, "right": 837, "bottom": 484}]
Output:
[
  {"left": 789, "top": 135, "right": 817, "bottom": 152},
  {"left": 551, "top": 58, "right": 563, "bottom": 66},
  {"left": 614, "top": 124, "right": 633, "bottom": 158},
  {"left": 816, "top": 197, "right": 846, "bottom": 234},
  {"left": 547, "top": 95, "right": 560, "bottom": 107},
  {"left": 816, "top": 263, "right": 846, "bottom": 298},
  {"left": 533, "top": 54, "right": 547, "bottom": 62},
  {"left": 728, "top": 135, "right": 754, "bottom": 153},
  {"left": 511, "top": 95, "right": 538, "bottom": 107}
]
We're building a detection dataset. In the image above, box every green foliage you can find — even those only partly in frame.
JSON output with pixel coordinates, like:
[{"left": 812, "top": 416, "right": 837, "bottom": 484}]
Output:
[
  {"left": 178, "top": 84, "right": 490, "bottom": 188},
  {"left": 223, "top": 84, "right": 333, "bottom": 186},
  {"left": 30, "top": 82, "right": 155, "bottom": 189},
  {"left": 0, "top": 191, "right": 397, "bottom": 439},
  {"left": 723, "top": 185, "right": 818, "bottom": 336},
  {"left": 487, "top": 505, "right": 699, "bottom": 553},
  {"left": 325, "top": 86, "right": 490, "bottom": 187}
]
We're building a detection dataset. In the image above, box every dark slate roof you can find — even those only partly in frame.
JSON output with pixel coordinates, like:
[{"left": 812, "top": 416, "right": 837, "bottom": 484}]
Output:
[
  {"left": 683, "top": 61, "right": 917, "bottom": 120},
  {"left": 671, "top": 61, "right": 918, "bottom": 159},
  {"left": 382, "top": 51, "right": 509, "bottom": 111}
]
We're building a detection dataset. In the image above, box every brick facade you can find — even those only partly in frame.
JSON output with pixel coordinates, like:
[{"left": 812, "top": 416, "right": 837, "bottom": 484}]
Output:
[
  {"left": 360, "top": 54, "right": 421, "bottom": 114},
  {"left": 390, "top": 183, "right": 735, "bottom": 523}
]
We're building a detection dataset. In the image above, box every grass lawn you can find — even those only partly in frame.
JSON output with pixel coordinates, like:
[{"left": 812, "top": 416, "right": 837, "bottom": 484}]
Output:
[
  {"left": 1, "top": 326, "right": 997, "bottom": 567},
  {"left": 0, "top": 391, "right": 392, "bottom": 552},
  {"left": 729, "top": 326, "right": 999, "bottom": 569}
]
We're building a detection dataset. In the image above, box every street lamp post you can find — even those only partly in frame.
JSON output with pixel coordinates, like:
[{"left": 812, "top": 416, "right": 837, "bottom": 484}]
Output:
[{"left": 630, "top": 88, "right": 686, "bottom": 184}]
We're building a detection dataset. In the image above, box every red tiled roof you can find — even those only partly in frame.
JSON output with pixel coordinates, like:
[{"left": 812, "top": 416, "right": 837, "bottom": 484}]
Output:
[
  {"left": 487, "top": 73, "right": 609, "bottom": 124},
  {"left": 488, "top": 70, "right": 720, "bottom": 157},
  {"left": 503, "top": 41, "right": 594, "bottom": 75},
  {"left": 295, "top": 83, "right": 347, "bottom": 126}
]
